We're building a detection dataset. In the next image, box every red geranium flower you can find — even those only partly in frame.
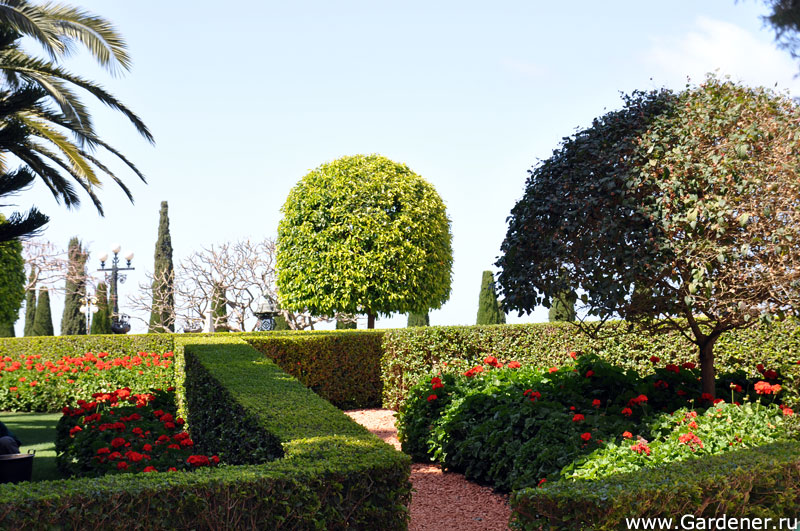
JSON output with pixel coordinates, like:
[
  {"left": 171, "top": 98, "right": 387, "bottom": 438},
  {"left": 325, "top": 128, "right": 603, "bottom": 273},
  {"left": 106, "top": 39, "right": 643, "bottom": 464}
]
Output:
[
  {"left": 630, "top": 442, "right": 651, "bottom": 455},
  {"left": 783, "top": 407, "right": 794, "bottom": 416},
  {"left": 580, "top": 432, "right": 591, "bottom": 441},
  {"left": 548, "top": 367, "right": 558, "bottom": 374},
  {"left": 682, "top": 362, "right": 696, "bottom": 370},
  {"left": 665, "top": 364, "right": 680, "bottom": 374},
  {"left": 568, "top": 351, "right": 577, "bottom": 359},
  {"left": 69, "top": 425, "right": 82, "bottom": 436},
  {"left": 650, "top": 356, "right": 660, "bottom": 364},
  {"left": 701, "top": 393, "right": 713, "bottom": 401},
  {"left": 572, "top": 414, "right": 584, "bottom": 422},
  {"left": 117, "top": 461, "right": 128, "bottom": 470},
  {"left": 111, "top": 437, "right": 126, "bottom": 448},
  {"left": 764, "top": 369, "right": 778, "bottom": 380},
  {"left": 538, "top": 478, "right": 547, "bottom": 486},
  {"left": 507, "top": 361, "right": 521, "bottom": 369},
  {"left": 622, "top": 431, "right": 633, "bottom": 439},
  {"left": 143, "top": 466, "right": 157, "bottom": 473},
  {"left": 621, "top": 407, "right": 633, "bottom": 417},
  {"left": 592, "top": 399, "right": 601, "bottom": 408},
  {"left": 427, "top": 394, "right": 437, "bottom": 402},
  {"left": 585, "top": 370, "right": 594, "bottom": 378}
]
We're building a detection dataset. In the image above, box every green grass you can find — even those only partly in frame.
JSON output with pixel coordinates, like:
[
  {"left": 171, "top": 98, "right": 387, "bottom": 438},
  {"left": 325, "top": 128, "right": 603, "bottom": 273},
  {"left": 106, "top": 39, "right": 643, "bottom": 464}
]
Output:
[{"left": 2, "top": 412, "right": 63, "bottom": 482}]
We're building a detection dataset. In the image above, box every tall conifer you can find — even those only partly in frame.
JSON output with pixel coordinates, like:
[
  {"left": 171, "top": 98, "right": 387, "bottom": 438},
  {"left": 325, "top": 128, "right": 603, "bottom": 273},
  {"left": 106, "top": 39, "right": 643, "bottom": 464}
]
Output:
[
  {"left": 91, "top": 282, "right": 112, "bottom": 334},
  {"left": 61, "top": 237, "right": 88, "bottom": 335},
  {"left": 476, "top": 271, "right": 505, "bottom": 325},
  {"left": 211, "top": 282, "right": 228, "bottom": 332},
  {"left": 32, "top": 287, "right": 54, "bottom": 336},
  {"left": 149, "top": 201, "right": 174, "bottom": 332},
  {"left": 548, "top": 292, "right": 577, "bottom": 322},
  {"left": 407, "top": 312, "right": 429, "bottom": 327},
  {"left": 24, "top": 269, "right": 36, "bottom": 336}
]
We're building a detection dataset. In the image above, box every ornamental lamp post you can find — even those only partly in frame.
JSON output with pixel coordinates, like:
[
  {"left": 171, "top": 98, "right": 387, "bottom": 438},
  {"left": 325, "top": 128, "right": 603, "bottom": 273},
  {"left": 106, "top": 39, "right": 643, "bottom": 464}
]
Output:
[
  {"left": 78, "top": 295, "right": 98, "bottom": 333},
  {"left": 253, "top": 297, "right": 278, "bottom": 331},
  {"left": 97, "top": 244, "right": 135, "bottom": 334}
]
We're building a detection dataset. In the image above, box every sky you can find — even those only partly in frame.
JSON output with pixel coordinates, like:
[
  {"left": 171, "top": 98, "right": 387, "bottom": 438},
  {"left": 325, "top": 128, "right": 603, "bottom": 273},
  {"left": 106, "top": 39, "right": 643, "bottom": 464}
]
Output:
[{"left": 8, "top": 0, "right": 800, "bottom": 334}]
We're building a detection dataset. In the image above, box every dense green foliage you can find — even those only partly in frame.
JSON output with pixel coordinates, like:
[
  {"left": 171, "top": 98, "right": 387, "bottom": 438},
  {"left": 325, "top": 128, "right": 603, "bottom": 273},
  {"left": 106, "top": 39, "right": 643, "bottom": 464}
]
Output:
[
  {"left": 511, "top": 441, "right": 800, "bottom": 529},
  {"left": 380, "top": 321, "right": 800, "bottom": 411},
  {"left": 90, "top": 282, "right": 112, "bottom": 334},
  {"left": 23, "top": 270, "right": 35, "bottom": 336},
  {"left": 31, "top": 287, "right": 53, "bottom": 336},
  {"left": 246, "top": 331, "right": 384, "bottom": 408},
  {"left": 476, "top": 270, "right": 505, "bottom": 325},
  {"left": 397, "top": 354, "right": 795, "bottom": 492},
  {"left": 335, "top": 317, "right": 357, "bottom": 329},
  {"left": 0, "top": 336, "right": 411, "bottom": 530},
  {"left": 0, "top": 320, "right": 13, "bottom": 337},
  {"left": 211, "top": 282, "right": 227, "bottom": 332},
  {"left": 548, "top": 292, "right": 576, "bottom": 322},
  {"left": 273, "top": 313, "right": 289, "bottom": 330},
  {"left": 277, "top": 154, "right": 453, "bottom": 327},
  {"left": 407, "top": 312, "right": 429, "bottom": 327},
  {"left": 0, "top": 234, "right": 25, "bottom": 328},
  {"left": 60, "top": 237, "right": 87, "bottom": 335},
  {"left": 149, "top": 201, "right": 174, "bottom": 333},
  {"left": 497, "top": 78, "right": 800, "bottom": 397}
]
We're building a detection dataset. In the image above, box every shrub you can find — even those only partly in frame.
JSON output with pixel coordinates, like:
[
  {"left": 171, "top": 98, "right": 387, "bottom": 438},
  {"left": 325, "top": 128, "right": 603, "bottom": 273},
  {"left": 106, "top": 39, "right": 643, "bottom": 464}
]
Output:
[
  {"left": 511, "top": 441, "right": 800, "bottom": 530},
  {"left": 396, "top": 353, "right": 795, "bottom": 492},
  {"left": 0, "top": 350, "right": 176, "bottom": 412},
  {"left": 245, "top": 331, "right": 384, "bottom": 408},
  {"left": 55, "top": 387, "right": 224, "bottom": 477},
  {"left": 381, "top": 321, "right": 800, "bottom": 410}
]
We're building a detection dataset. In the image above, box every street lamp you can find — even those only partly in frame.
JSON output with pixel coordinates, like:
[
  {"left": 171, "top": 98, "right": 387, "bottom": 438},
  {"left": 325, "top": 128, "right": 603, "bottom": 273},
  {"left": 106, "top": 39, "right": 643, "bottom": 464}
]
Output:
[
  {"left": 97, "top": 244, "right": 134, "bottom": 334},
  {"left": 78, "top": 295, "right": 98, "bottom": 333}
]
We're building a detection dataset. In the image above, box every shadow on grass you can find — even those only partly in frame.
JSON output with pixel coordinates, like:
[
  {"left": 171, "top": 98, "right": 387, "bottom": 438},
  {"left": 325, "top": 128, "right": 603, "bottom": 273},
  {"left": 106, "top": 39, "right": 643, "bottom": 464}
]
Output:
[{"left": 2, "top": 412, "right": 63, "bottom": 482}]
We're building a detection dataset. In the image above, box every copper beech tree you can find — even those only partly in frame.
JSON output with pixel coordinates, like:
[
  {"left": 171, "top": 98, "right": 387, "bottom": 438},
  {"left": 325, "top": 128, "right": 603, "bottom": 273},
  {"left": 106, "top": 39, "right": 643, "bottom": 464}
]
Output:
[{"left": 498, "top": 76, "right": 800, "bottom": 398}]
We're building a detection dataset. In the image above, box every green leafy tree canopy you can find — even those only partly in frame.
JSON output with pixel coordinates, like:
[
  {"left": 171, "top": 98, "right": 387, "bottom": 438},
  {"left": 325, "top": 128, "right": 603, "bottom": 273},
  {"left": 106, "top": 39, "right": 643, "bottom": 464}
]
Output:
[
  {"left": 497, "top": 76, "right": 800, "bottom": 397},
  {"left": 277, "top": 154, "right": 453, "bottom": 328},
  {"left": 0, "top": 218, "right": 24, "bottom": 327}
]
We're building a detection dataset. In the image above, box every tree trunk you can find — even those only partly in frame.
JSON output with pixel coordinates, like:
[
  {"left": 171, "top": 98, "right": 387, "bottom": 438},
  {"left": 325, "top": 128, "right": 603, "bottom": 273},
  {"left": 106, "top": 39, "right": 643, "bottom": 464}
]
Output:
[
  {"left": 698, "top": 338, "right": 718, "bottom": 399},
  {"left": 367, "top": 313, "right": 375, "bottom": 329}
]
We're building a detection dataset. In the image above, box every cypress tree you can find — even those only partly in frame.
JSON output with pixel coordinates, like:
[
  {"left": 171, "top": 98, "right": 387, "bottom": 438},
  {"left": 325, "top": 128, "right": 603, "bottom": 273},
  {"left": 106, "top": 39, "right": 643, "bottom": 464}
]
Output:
[
  {"left": 32, "top": 287, "right": 54, "bottom": 336},
  {"left": 273, "top": 313, "right": 290, "bottom": 331},
  {"left": 548, "top": 292, "right": 577, "bottom": 322},
  {"left": 24, "top": 269, "right": 36, "bottom": 336},
  {"left": 0, "top": 232, "right": 25, "bottom": 336},
  {"left": 211, "top": 282, "right": 228, "bottom": 332},
  {"left": 476, "top": 270, "right": 505, "bottom": 325},
  {"left": 149, "top": 201, "right": 174, "bottom": 332},
  {"left": 0, "top": 320, "right": 14, "bottom": 337},
  {"left": 407, "top": 312, "right": 429, "bottom": 327},
  {"left": 60, "top": 237, "right": 88, "bottom": 335},
  {"left": 91, "top": 282, "right": 112, "bottom": 334},
  {"left": 335, "top": 316, "right": 357, "bottom": 329}
]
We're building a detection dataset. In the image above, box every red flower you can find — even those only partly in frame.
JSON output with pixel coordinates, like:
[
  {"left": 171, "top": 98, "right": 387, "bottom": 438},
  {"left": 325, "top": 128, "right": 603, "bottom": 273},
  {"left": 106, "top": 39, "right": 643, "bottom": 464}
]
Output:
[
  {"left": 96, "top": 447, "right": 110, "bottom": 455},
  {"left": 764, "top": 369, "right": 778, "bottom": 380},
  {"left": 654, "top": 380, "right": 669, "bottom": 390},
  {"left": 431, "top": 377, "right": 444, "bottom": 390},
  {"left": 713, "top": 398, "right": 725, "bottom": 404},
  {"left": 665, "top": 364, "right": 680, "bottom": 374},
  {"left": 783, "top": 407, "right": 794, "bottom": 416},
  {"left": 622, "top": 431, "right": 633, "bottom": 439},
  {"left": 755, "top": 381, "right": 780, "bottom": 395},
  {"left": 167, "top": 444, "right": 180, "bottom": 450},
  {"left": 682, "top": 362, "right": 696, "bottom": 370},
  {"left": 143, "top": 444, "right": 153, "bottom": 452},
  {"left": 756, "top": 363, "right": 765, "bottom": 373},
  {"left": 572, "top": 414, "right": 584, "bottom": 422},
  {"left": 630, "top": 442, "right": 651, "bottom": 455},
  {"left": 627, "top": 395, "right": 648, "bottom": 407},
  {"left": 211, "top": 455, "right": 220, "bottom": 464},
  {"left": 69, "top": 425, "right": 82, "bottom": 436},
  {"left": 568, "top": 351, "right": 577, "bottom": 360},
  {"left": 580, "top": 432, "right": 591, "bottom": 441},
  {"left": 650, "top": 356, "right": 660, "bottom": 364},
  {"left": 700, "top": 393, "right": 713, "bottom": 401},
  {"left": 507, "top": 361, "right": 521, "bottom": 369},
  {"left": 538, "top": 478, "right": 547, "bottom": 486},
  {"left": 111, "top": 437, "right": 126, "bottom": 448},
  {"left": 427, "top": 394, "right": 437, "bottom": 402},
  {"left": 678, "top": 432, "right": 704, "bottom": 451},
  {"left": 143, "top": 466, "right": 157, "bottom": 473},
  {"left": 585, "top": 370, "right": 594, "bottom": 378},
  {"left": 117, "top": 461, "right": 128, "bottom": 470},
  {"left": 688, "top": 421, "right": 698, "bottom": 430},
  {"left": 592, "top": 399, "right": 601, "bottom": 408},
  {"left": 179, "top": 438, "right": 194, "bottom": 448},
  {"left": 186, "top": 455, "right": 211, "bottom": 467},
  {"left": 621, "top": 407, "right": 633, "bottom": 417},
  {"left": 548, "top": 367, "right": 558, "bottom": 374},
  {"left": 731, "top": 384, "right": 743, "bottom": 393},
  {"left": 9, "top": 386, "right": 16, "bottom": 391},
  {"left": 483, "top": 356, "right": 502, "bottom": 368}
]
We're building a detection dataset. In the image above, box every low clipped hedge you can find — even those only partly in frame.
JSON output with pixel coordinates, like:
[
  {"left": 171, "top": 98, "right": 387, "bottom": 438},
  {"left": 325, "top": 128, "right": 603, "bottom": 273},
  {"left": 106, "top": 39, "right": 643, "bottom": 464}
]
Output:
[
  {"left": 381, "top": 321, "right": 800, "bottom": 410},
  {"left": 510, "top": 441, "right": 800, "bottom": 530},
  {"left": 0, "top": 334, "right": 174, "bottom": 359},
  {"left": 0, "top": 336, "right": 411, "bottom": 529},
  {"left": 245, "top": 331, "right": 384, "bottom": 408}
]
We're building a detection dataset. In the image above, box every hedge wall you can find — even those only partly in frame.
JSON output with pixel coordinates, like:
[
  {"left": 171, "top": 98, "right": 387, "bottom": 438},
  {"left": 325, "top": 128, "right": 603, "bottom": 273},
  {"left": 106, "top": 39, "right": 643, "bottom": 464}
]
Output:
[
  {"left": 0, "top": 334, "right": 174, "bottom": 359},
  {"left": 510, "top": 441, "right": 800, "bottom": 530},
  {"left": 381, "top": 321, "right": 800, "bottom": 410},
  {"left": 0, "top": 336, "right": 411, "bottom": 529},
  {"left": 245, "top": 330, "right": 384, "bottom": 408}
]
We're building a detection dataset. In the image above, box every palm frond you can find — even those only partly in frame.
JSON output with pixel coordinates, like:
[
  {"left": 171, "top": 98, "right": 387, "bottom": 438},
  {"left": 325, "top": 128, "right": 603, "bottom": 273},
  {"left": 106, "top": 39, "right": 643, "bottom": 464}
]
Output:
[
  {"left": 0, "top": 166, "right": 35, "bottom": 197},
  {"left": 0, "top": 2, "right": 64, "bottom": 59},
  {"left": 0, "top": 205, "right": 48, "bottom": 242}
]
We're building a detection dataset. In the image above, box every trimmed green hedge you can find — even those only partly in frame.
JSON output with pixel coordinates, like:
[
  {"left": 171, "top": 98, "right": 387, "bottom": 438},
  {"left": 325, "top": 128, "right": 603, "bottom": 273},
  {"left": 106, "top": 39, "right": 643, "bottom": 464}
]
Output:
[
  {"left": 510, "top": 441, "right": 800, "bottom": 530},
  {"left": 0, "top": 334, "right": 174, "bottom": 359},
  {"left": 245, "top": 331, "right": 384, "bottom": 409},
  {"left": 381, "top": 321, "right": 800, "bottom": 410},
  {"left": 0, "top": 336, "right": 411, "bottom": 529}
]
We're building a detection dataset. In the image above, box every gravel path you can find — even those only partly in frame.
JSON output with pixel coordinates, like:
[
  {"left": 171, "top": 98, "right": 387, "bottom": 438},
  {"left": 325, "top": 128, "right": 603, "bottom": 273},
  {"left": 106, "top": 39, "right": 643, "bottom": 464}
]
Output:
[{"left": 345, "top": 409, "right": 512, "bottom": 531}]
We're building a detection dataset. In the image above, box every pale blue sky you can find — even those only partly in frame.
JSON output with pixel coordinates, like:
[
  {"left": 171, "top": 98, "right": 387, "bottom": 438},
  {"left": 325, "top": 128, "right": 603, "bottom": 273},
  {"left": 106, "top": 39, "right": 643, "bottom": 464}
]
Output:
[{"left": 9, "top": 0, "right": 800, "bottom": 333}]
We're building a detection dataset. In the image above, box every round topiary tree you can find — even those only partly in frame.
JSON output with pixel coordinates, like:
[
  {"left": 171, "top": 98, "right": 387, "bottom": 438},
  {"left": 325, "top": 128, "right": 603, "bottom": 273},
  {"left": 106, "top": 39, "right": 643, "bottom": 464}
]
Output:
[{"left": 277, "top": 154, "right": 453, "bottom": 328}]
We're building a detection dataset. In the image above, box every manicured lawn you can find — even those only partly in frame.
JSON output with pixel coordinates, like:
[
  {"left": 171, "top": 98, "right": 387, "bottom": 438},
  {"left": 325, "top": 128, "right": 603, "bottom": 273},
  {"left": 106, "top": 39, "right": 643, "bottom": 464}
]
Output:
[{"left": 2, "top": 411, "right": 62, "bottom": 482}]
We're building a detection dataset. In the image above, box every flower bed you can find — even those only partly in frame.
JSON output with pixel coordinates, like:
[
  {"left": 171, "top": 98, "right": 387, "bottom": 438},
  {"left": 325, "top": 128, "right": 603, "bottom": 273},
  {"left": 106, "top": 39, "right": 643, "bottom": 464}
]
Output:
[
  {"left": 397, "top": 351, "right": 797, "bottom": 492},
  {"left": 55, "top": 386, "right": 220, "bottom": 477},
  {"left": 0, "top": 351, "right": 175, "bottom": 412}
]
